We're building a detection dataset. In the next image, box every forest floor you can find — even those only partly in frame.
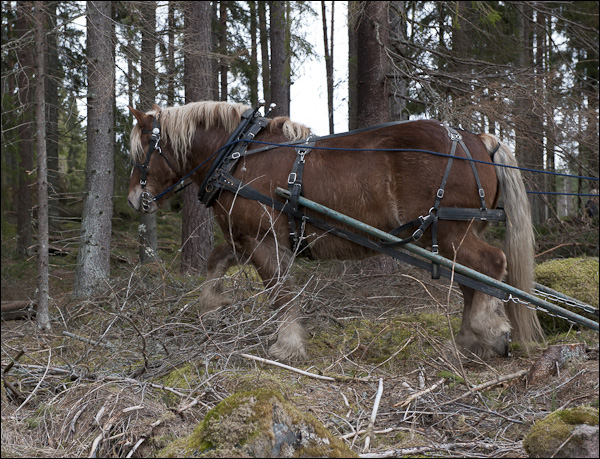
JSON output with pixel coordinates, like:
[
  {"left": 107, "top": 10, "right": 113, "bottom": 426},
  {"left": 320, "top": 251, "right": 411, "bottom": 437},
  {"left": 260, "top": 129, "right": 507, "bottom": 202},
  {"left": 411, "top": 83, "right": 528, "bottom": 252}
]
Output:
[{"left": 1, "top": 207, "right": 598, "bottom": 458}]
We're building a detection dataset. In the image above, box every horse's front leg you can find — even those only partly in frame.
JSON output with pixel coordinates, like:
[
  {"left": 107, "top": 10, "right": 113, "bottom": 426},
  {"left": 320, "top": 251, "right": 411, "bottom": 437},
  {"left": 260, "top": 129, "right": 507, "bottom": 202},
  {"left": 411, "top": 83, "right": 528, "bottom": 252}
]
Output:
[
  {"left": 238, "top": 234, "right": 306, "bottom": 361},
  {"left": 198, "top": 242, "right": 242, "bottom": 313}
]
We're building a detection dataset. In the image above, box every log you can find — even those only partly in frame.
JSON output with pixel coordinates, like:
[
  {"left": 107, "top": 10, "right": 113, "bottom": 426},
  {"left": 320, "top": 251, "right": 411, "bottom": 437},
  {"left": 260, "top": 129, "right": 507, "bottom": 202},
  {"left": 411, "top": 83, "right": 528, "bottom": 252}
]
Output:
[{"left": 1, "top": 300, "right": 36, "bottom": 320}]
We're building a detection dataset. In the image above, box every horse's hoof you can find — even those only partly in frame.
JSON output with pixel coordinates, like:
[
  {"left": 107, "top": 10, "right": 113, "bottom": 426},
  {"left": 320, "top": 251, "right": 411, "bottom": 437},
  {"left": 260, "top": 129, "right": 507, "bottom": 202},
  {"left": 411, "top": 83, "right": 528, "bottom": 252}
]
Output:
[
  {"left": 269, "top": 341, "right": 307, "bottom": 362},
  {"left": 197, "top": 292, "right": 234, "bottom": 314},
  {"left": 491, "top": 332, "right": 510, "bottom": 357}
]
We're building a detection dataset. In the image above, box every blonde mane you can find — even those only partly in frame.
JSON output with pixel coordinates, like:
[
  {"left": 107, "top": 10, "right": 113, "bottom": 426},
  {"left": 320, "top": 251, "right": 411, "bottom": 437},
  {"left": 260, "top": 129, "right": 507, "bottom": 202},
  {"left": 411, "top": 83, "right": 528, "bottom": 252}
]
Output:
[{"left": 130, "top": 101, "right": 312, "bottom": 165}]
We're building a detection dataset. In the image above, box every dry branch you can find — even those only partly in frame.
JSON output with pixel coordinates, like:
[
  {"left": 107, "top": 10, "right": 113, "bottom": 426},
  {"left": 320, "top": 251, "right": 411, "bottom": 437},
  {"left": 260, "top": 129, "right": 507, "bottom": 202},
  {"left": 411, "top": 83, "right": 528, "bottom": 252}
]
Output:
[
  {"left": 62, "top": 331, "right": 116, "bottom": 349},
  {"left": 359, "top": 441, "right": 520, "bottom": 458},
  {"left": 439, "top": 369, "right": 528, "bottom": 406},
  {"left": 363, "top": 378, "right": 384, "bottom": 452},
  {"left": 393, "top": 377, "right": 445, "bottom": 408},
  {"left": 1, "top": 300, "right": 36, "bottom": 320},
  {"left": 240, "top": 353, "right": 336, "bottom": 381}
]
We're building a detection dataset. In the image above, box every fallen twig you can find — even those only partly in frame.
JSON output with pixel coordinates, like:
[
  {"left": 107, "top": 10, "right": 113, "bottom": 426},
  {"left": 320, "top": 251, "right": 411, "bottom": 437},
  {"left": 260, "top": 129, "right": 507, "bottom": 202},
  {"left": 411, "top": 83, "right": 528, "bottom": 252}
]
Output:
[
  {"left": 439, "top": 369, "right": 528, "bottom": 406},
  {"left": 2, "top": 349, "right": 25, "bottom": 376},
  {"left": 62, "top": 331, "right": 115, "bottom": 349},
  {"left": 14, "top": 348, "right": 52, "bottom": 415},
  {"left": 535, "top": 242, "right": 591, "bottom": 258},
  {"left": 126, "top": 419, "right": 163, "bottom": 458},
  {"left": 1, "top": 300, "right": 36, "bottom": 320},
  {"left": 2, "top": 363, "right": 189, "bottom": 398},
  {"left": 363, "top": 378, "right": 384, "bottom": 452},
  {"left": 176, "top": 392, "right": 208, "bottom": 415},
  {"left": 359, "top": 441, "right": 519, "bottom": 458},
  {"left": 240, "top": 353, "right": 335, "bottom": 381},
  {"left": 393, "top": 377, "right": 445, "bottom": 408},
  {"left": 2, "top": 379, "right": 26, "bottom": 402}
]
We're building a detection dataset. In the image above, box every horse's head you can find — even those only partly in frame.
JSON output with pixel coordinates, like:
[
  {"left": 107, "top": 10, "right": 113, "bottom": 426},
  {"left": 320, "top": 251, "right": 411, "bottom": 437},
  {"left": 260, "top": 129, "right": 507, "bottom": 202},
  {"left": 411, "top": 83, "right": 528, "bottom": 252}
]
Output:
[{"left": 128, "top": 105, "right": 179, "bottom": 213}]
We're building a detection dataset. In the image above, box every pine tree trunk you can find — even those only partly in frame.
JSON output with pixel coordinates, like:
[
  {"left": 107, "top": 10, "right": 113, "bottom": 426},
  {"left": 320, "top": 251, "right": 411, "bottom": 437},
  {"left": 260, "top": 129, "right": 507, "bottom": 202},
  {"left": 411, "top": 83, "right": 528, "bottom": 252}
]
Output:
[
  {"left": 249, "top": 1, "right": 259, "bottom": 107},
  {"left": 348, "top": 1, "right": 359, "bottom": 130},
  {"left": 34, "top": 2, "right": 51, "bottom": 331},
  {"left": 73, "top": 1, "right": 115, "bottom": 297},
  {"left": 389, "top": 1, "right": 408, "bottom": 121},
  {"left": 15, "top": 1, "right": 34, "bottom": 257},
  {"left": 219, "top": 2, "right": 228, "bottom": 101},
  {"left": 138, "top": 1, "right": 159, "bottom": 264},
  {"left": 181, "top": 1, "right": 214, "bottom": 273},
  {"left": 321, "top": 1, "right": 334, "bottom": 134},
  {"left": 45, "top": 1, "right": 60, "bottom": 231},
  {"left": 258, "top": 1, "right": 270, "bottom": 106},
  {"left": 514, "top": 3, "right": 544, "bottom": 224},
  {"left": 354, "top": 1, "right": 390, "bottom": 128},
  {"left": 269, "top": 0, "right": 289, "bottom": 117},
  {"left": 167, "top": 2, "right": 176, "bottom": 106}
]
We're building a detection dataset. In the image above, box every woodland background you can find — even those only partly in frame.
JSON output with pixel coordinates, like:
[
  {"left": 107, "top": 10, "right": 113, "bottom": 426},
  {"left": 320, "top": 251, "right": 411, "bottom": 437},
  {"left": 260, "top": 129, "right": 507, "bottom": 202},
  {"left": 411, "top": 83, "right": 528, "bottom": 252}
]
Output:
[
  {"left": 1, "top": 1, "right": 599, "bottom": 316},
  {"left": 0, "top": 2, "right": 599, "bottom": 457}
]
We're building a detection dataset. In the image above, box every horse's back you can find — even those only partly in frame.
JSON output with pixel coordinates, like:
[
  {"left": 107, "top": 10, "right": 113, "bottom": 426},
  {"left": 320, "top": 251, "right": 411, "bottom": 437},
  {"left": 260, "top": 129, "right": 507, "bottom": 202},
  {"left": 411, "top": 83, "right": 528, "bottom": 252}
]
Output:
[{"left": 304, "top": 120, "right": 498, "bottom": 226}]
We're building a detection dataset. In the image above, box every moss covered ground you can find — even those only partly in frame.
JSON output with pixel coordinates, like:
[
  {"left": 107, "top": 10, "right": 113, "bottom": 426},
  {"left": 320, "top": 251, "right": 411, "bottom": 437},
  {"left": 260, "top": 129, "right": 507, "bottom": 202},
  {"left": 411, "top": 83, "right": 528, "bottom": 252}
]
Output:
[{"left": 1, "top": 204, "right": 598, "bottom": 457}]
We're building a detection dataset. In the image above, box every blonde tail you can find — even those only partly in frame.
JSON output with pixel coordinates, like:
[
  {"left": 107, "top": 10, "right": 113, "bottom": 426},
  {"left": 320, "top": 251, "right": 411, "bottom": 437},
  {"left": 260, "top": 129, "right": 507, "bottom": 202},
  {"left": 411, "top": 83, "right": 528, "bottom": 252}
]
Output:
[{"left": 479, "top": 134, "right": 544, "bottom": 344}]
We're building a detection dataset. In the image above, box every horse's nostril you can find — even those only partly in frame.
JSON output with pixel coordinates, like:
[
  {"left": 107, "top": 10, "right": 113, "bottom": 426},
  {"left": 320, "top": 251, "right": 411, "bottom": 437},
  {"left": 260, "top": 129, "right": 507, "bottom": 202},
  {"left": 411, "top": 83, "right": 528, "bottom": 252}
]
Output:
[{"left": 127, "top": 197, "right": 137, "bottom": 210}]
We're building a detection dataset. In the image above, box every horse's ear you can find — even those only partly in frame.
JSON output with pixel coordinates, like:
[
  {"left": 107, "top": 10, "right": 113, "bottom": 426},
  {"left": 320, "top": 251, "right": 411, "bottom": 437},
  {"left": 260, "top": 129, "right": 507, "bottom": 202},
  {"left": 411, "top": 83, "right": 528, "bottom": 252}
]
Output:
[
  {"left": 128, "top": 106, "right": 151, "bottom": 126},
  {"left": 152, "top": 103, "right": 161, "bottom": 113}
]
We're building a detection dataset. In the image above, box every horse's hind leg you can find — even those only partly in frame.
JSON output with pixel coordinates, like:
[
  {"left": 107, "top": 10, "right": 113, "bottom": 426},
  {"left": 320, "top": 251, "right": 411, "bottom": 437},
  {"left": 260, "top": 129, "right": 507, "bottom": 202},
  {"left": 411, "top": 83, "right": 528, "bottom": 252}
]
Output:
[
  {"left": 441, "top": 231, "right": 511, "bottom": 359},
  {"left": 198, "top": 242, "right": 242, "bottom": 313},
  {"left": 238, "top": 234, "right": 306, "bottom": 361}
]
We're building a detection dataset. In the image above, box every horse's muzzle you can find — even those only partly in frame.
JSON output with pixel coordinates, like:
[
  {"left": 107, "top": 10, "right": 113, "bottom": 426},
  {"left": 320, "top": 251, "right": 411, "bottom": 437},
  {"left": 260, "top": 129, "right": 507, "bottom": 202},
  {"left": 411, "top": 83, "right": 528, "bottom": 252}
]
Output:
[{"left": 128, "top": 189, "right": 158, "bottom": 213}]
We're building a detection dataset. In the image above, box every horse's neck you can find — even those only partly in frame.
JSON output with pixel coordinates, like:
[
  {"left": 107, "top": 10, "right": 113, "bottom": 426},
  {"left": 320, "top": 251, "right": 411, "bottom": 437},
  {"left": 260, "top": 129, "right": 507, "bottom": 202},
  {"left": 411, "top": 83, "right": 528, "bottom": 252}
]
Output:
[{"left": 187, "top": 126, "right": 232, "bottom": 172}]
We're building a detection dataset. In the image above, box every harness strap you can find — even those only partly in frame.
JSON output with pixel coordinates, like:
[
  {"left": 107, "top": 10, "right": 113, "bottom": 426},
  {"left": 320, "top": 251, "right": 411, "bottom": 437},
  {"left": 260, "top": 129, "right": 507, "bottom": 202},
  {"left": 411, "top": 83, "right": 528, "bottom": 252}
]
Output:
[
  {"left": 213, "top": 172, "right": 508, "bottom": 300},
  {"left": 137, "top": 116, "right": 162, "bottom": 186},
  {"left": 438, "top": 207, "right": 506, "bottom": 221},
  {"left": 384, "top": 124, "right": 499, "bottom": 279},
  {"left": 287, "top": 135, "right": 316, "bottom": 252},
  {"left": 451, "top": 126, "right": 487, "bottom": 211},
  {"left": 198, "top": 107, "right": 268, "bottom": 206}
]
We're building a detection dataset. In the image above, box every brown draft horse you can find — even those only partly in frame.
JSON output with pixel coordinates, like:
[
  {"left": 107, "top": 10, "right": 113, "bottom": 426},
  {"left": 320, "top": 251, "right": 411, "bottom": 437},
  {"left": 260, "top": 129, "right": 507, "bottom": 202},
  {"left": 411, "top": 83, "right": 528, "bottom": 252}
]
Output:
[{"left": 128, "top": 101, "right": 544, "bottom": 361}]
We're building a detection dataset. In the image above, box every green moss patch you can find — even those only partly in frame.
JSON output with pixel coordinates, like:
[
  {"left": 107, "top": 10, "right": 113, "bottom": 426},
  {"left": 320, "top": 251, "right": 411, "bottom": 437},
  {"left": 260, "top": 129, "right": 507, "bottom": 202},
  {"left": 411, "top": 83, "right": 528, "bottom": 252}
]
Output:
[
  {"left": 311, "top": 312, "right": 460, "bottom": 369},
  {"left": 535, "top": 258, "right": 599, "bottom": 308},
  {"left": 535, "top": 258, "right": 599, "bottom": 333},
  {"left": 173, "top": 389, "right": 356, "bottom": 458},
  {"left": 523, "top": 406, "right": 599, "bottom": 458}
]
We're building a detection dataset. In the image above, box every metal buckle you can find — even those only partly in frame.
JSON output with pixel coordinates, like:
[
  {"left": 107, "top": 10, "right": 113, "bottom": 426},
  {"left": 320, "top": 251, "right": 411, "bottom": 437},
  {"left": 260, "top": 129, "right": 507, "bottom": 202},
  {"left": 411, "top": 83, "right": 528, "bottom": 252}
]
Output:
[
  {"left": 437, "top": 189, "right": 444, "bottom": 199},
  {"left": 432, "top": 244, "right": 439, "bottom": 254},
  {"left": 412, "top": 228, "right": 423, "bottom": 240},
  {"left": 479, "top": 188, "right": 485, "bottom": 198},
  {"left": 141, "top": 190, "right": 154, "bottom": 211},
  {"left": 288, "top": 172, "right": 297, "bottom": 184},
  {"left": 231, "top": 151, "right": 241, "bottom": 160}
]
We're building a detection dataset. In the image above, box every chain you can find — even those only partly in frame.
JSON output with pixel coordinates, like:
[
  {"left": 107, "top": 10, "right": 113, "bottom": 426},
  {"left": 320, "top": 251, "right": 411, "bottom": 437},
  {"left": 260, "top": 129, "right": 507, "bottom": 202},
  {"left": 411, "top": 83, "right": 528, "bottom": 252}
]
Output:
[
  {"left": 533, "top": 288, "right": 599, "bottom": 316},
  {"left": 501, "top": 294, "right": 583, "bottom": 328}
]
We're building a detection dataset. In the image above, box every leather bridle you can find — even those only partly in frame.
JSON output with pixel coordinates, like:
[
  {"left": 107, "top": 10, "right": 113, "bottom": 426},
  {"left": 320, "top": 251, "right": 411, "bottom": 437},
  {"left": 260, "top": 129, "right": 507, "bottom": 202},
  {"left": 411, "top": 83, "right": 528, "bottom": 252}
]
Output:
[{"left": 131, "top": 114, "right": 176, "bottom": 211}]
